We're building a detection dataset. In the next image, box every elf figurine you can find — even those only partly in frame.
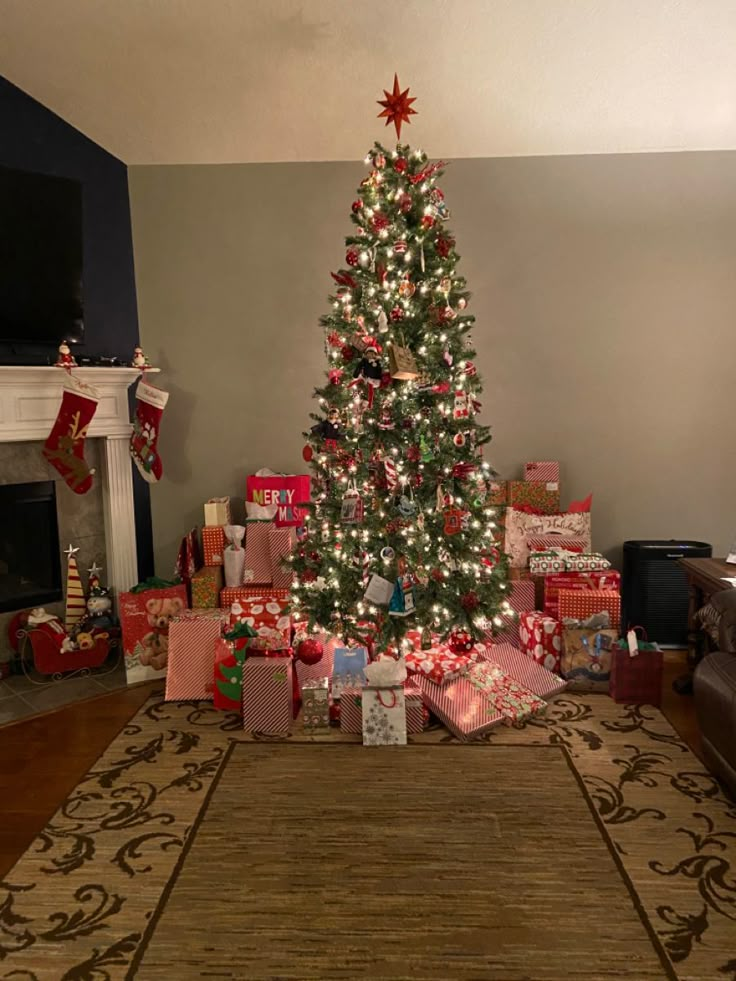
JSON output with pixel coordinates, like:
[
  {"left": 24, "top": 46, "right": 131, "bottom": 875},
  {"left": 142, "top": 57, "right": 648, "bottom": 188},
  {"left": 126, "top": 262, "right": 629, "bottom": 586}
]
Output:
[
  {"left": 55, "top": 340, "right": 76, "bottom": 368},
  {"left": 311, "top": 408, "right": 344, "bottom": 452},
  {"left": 351, "top": 343, "right": 382, "bottom": 407}
]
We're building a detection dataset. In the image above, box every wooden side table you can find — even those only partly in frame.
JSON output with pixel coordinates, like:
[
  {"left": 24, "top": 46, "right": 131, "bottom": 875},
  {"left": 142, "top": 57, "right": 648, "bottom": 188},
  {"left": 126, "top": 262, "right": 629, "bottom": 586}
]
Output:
[{"left": 678, "top": 557, "right": 736, "bottom": 677}]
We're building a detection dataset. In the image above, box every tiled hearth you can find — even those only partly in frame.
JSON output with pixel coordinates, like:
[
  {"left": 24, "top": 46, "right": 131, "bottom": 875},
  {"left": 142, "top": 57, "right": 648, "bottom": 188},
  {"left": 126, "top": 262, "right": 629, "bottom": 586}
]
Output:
[{"left": 0, "top": 365, "right": 151, "bottom": 725}]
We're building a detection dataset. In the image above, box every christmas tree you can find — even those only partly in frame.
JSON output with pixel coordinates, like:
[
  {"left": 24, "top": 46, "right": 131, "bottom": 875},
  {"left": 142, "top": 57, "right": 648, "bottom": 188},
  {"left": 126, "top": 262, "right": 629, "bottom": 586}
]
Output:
[{"left": 291, "top": 78, "right": 511, "bottom": 653}]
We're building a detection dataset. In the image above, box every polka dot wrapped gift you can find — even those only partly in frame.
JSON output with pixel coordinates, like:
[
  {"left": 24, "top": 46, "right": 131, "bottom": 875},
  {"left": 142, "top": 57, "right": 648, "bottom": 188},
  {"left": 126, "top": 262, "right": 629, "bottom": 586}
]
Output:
[{"left": 518, "top": 610, "right": 563, "bottom": 674}]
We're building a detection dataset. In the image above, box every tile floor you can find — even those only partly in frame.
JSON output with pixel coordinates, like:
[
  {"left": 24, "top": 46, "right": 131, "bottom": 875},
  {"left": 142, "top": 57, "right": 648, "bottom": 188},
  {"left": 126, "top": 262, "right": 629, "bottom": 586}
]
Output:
[{"left": 0, "top": 653, "right": 128, "bottom": 724}]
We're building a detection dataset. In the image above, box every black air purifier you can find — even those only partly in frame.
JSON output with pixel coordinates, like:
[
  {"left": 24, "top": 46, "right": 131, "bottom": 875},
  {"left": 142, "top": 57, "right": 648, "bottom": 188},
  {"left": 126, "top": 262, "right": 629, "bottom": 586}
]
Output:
[{"left": 622, "top": 540, "right": 711, "bottom": 647}]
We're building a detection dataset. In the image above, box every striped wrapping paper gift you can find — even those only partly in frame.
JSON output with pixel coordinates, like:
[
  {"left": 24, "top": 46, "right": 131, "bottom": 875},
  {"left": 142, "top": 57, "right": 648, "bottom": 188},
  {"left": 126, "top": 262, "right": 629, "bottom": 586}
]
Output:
[
  {"left": 412, "top": 674, "right": 504, "bottom": 741},
  {"left": 524, "top": 461, "right": 560, "bottom": 483},
  {"left": 268, "top": 526, "right": 294, "bottom": 590},
  {"left": 558, "top": 588, "right": 621, "bottom": 631},
  {"left": 526, "top": 536, "right": 586, "bottom": 553},
  {"left": 475, "top": 642, "right": 567, "bottom": 699},
  {"left": 202, "top": 526, "right": 226, "bottom": 566},
  {"left": 164, "top": 611, "right": 225, "bottom": 701},
  {"left": 242, "top": 654, "right": 293, "bottom": 735},
  {"left": 243, "top": 521, "right": 273, "bottom": 585}
]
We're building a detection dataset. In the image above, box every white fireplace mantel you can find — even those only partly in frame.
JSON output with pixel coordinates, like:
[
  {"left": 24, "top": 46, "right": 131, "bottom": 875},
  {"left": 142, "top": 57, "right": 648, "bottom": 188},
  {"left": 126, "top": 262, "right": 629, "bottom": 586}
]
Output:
[{"left": 0, "top": 365, "right": 160, "bottom": 602}]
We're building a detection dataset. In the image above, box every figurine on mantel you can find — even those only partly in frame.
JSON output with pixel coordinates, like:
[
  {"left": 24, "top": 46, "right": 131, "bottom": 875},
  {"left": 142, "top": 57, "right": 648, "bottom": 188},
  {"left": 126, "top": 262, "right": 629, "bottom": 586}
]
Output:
[
  {"left": 55, "top": 340, "right": 76, "bottom": 368},
  {"left": 132, "top": 345, "right": 152, "bottom": 369}
]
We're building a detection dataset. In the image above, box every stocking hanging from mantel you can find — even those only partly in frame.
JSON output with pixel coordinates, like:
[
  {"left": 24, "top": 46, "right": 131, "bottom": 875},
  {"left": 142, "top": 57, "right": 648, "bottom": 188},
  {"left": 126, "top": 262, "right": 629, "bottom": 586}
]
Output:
[
  {"left": 129, "top": 379, "right": 169, "bottom": 483},
  {"left": 42, "top": 373, "right": 100, "bottom": 494}
]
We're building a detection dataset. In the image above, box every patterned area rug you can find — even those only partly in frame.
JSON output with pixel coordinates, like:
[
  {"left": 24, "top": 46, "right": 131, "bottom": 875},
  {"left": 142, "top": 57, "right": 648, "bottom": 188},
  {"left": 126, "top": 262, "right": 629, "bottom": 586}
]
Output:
[{"left": 0, "top": 690, "right": 733, "bottom": 980}]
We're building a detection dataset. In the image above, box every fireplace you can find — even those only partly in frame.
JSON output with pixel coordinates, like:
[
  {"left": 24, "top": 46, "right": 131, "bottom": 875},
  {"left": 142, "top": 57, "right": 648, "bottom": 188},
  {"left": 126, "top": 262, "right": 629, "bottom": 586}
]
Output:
[{"left": 0, "top": 480, "right": 62, "bottom": 612}]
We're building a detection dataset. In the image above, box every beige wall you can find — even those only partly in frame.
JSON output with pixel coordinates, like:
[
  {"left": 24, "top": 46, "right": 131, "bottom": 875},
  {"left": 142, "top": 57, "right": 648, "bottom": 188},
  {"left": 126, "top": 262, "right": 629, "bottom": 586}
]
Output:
[{"left": 129, "top": 152, "right": 736, "bottom": 575}]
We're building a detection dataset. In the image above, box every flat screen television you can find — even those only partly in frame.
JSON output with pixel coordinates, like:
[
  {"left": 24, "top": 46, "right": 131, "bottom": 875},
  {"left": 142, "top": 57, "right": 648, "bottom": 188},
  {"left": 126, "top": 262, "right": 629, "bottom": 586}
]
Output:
[{"left": 0, "top": 164, "right": 84, "bottom": 346}]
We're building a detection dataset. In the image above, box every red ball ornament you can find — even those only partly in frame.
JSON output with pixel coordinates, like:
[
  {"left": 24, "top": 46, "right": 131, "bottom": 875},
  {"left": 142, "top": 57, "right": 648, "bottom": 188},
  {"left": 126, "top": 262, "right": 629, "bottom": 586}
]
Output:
[
  {"left": 390, "top": 306, "right": 404, "bottom": 322},
  {"left": 351, "top": 200, "right": 363, "bottom": 214},
  {"left": 346, "top": 249, "right": 359, "bottom": 267},
  {"left": 327, "top": 331, "right": 342, "bottom": 348},
  {"left": 341, "top": 344, "right": 355, "bottom": 362},
  {"left": 430, "top": 567, "right": 444, "bottom": 583},
  {"left": 461, "top": 591, "right": 480, "bottom": 613},
  {"left": 371, "top": 212, "right": 390, "bottom": 232},
  {"left": 421, "top": 215, "right": 436, "bottom": 230},
  {"left": 296, "top": 638, "right": 324, "bottom": 665},
  {"left": 453, "top": 432, "right": 466, "bottom": 447},
  {"left": 448, "top": 627, "right": 475, "bottom": 655},
  {"left": 398, "top": 193, "right": 413, "bottom": 213},
  {"left": 302, "top": 444, "right": 314, "bottom": 462},
  {"left": 393, "top": 157, "right": 408, "bottom": 174},
  {"left": 436, "top": 233, "right": 455, "bottom": 258}
]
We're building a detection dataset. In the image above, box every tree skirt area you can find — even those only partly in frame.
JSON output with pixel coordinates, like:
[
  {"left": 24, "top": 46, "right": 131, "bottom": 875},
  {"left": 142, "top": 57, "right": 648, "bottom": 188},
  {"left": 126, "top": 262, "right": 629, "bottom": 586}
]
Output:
[{"left": 1, "top": 691, "right": 734, "bottom": 980}]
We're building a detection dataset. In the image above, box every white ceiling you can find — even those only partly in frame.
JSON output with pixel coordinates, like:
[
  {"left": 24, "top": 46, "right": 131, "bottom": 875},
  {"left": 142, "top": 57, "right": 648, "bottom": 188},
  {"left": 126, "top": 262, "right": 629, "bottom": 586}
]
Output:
[{"left": 1, "top": 0, "right": 736, "bottom": 165}]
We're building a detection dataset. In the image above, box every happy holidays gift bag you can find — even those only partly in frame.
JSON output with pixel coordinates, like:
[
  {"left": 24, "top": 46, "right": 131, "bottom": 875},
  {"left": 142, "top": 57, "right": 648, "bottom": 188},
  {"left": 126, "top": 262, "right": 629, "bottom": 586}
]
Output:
[{"left": 119, "top": 578, "right": 189, "bottom": 684}]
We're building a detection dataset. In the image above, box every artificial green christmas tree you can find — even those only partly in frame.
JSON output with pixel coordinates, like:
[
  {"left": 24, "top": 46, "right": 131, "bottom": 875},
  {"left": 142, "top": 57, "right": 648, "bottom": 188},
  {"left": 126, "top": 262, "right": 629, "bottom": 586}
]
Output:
[{"left": 291, "top": 79, "right": 512, "bottom": 654}]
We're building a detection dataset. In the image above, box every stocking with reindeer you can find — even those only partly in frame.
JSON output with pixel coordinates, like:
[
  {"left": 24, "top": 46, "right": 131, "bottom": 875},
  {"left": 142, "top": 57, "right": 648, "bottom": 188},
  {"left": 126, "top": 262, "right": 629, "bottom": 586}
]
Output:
[{"left": 43, "top": 374, "right": 100, "bottom": 494}]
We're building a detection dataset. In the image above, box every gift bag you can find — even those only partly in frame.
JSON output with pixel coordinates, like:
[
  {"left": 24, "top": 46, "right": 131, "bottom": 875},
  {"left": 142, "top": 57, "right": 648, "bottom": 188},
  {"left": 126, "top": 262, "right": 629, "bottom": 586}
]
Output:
[
  {"left": 223, "top": 525, "right": 246, "bottom": 587},
  {"left": 119, "top": 579, "right": 188, "bottom": 684},
  {"left": 302, "top": 678, "right": 330, "bottom": 730},
  {"left": 243, "top": 520, "right": 273, "bottom": 585},
  {"left": 204, "top": 497, "right": 232, "bottom": 527},
  {"left": 388, "top": 337, "right": 419, "bottom": 380},
  {"left": 610, "top": 629, "right": 663, "bottom": 706},
  {"left": 561, "top": 626, "right": 618, "bottom": 692},
  {"left": 362, "top": 687, "right": 407, "bottom": 745},
  {"left": 245, "top": 471, "right": 311, "bottom": 527},
  {"left": 332, "top": 646, "right": 368, "bottom": 701}
]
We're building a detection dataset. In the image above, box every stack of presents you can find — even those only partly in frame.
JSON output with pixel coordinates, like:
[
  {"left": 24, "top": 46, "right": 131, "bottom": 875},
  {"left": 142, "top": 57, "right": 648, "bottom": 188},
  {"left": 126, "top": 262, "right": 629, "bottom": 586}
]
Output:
[{"left": 117, "top": 462, "right": 663, "bottom": 747}]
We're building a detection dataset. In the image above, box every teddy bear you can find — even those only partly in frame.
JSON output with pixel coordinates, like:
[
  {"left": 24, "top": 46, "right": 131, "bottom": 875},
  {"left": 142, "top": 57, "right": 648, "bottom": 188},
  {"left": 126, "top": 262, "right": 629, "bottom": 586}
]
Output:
[{"left": 138, "top": 596, "right": 184, "bottom": 670}]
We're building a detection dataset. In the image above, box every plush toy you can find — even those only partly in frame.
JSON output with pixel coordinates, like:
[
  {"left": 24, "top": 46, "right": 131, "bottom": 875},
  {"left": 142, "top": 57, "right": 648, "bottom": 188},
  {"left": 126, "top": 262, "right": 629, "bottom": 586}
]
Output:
[{"left": 84, "top": 584, "right": 115, "bottom": 630}]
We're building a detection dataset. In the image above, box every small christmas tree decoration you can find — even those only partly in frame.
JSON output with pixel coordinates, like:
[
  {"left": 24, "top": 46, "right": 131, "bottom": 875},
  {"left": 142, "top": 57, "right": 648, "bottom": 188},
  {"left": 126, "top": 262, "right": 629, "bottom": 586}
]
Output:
[{"left": 63, "top": 545, "right": 86, "bottom": 630}]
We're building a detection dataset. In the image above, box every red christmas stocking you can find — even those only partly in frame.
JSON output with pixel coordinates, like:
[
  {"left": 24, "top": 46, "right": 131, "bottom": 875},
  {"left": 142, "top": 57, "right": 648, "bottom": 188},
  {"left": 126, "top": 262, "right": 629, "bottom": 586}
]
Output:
[
  {"left": 42, "top": 374, "right": 100, "bottom": 494},
  {"left": 129, "top": 379, "right": 169, "bottom": 483}
]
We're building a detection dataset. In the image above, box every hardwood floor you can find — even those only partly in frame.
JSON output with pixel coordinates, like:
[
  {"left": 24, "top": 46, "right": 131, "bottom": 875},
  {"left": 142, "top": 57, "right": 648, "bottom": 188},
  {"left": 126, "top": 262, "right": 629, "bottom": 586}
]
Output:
[{"left": 0, "top": 651, "right": 702, "bottom": 880}]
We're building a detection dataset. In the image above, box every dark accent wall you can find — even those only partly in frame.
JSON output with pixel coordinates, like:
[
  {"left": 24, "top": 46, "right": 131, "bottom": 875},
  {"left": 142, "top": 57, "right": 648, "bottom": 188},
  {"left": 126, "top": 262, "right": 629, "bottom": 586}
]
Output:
[{"left": 0, "top": 76, "right": 153, "bottom": 580}]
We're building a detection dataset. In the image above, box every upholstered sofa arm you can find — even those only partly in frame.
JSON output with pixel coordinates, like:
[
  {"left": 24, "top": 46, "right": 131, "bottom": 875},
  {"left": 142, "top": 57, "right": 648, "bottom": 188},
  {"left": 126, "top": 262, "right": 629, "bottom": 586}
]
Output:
[{"left": 710, "top": 589, "right": 736, "bottom": 654}]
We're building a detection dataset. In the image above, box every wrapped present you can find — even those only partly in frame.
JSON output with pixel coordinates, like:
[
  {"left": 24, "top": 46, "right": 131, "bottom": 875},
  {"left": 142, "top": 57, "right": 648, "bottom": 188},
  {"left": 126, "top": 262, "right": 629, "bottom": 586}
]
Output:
[
  {"left": 487, "top": 480, "right": 508, "bottom": 506},
  {"left": 528, "top": 551, "right": 567, "bottom": 575},
  {"left": 363, "top": 686, "right": 407, "bottom": 746},
  {"left": 204, "top": 497, "right": 232, "bottom": 527},
  {"left": 466, "top": 661, "right": 547, "bottom": 726},
  {"left": 558, "top": 588, "right": 621, "bottom": 631},
  {"left": 339, "top": 685, "right": 364, "bottom": 734},
  {"left": 202, "top": 525, "right": 226, "bottom": 567},
  {"left": 561, "top": 626, "right": 618, "bottom": 692},
  {"left": 332, "top": 646, "right": 369, "bottom": 701},
  {"left": 213, "top": 636, "right": 244, "bottom": 713},
  {"left": 492, "top": 579, "right": 535, "bottom": 646},
  {"left": 190, "top": 565, "right": 223, "bottom": 609},
  {"left": 245, "top": 471, "right": 311, "bottom": 527},
  {"left": 119, "top": 579, "right": 188, "bottom": 684},
  {"left": 269, "top": 525, "right": 294, "bottom": 589},
  {"left": 543, "top": 571, "right": 621, "bottom": 619},
  {"left": 165, "top": 610, "right": 226, "bottom": 701},
  {"left": 476, "top": 642, "right": 567, "bottom": 699},
  {"left": 243, "top": 520, "right": 272, "bottom": 585},
  {"left": 302, "top": 677, "right": 330, "bottom": 729},
  {"left": 563, "top": 552, "right": 612, "bottom": 573},
  {"left": 413, "top": 674, "right": 504, "bottom": 741},
  {"left": 229, "top": 593, "right": 291, "bottom": 646},
  {"left": 220, "top": 586, "right": 290, "bottom": 607},
  {"left": 242, "top": 653, "right": 293, "bottom": 735},
  {"left": 404, "top": 681, "right": 427, "bottom": 734},
  {"left": 505, "top": 509, "right": 591, "bottom": 569},
  {"left": 610, "top": 633, "right": 663, "bottom": 705},
  {"left": 508, "top": 480, "right": 560, "bottom": 515},
  {"left": 405, "top": 645, "right": 471, "bottom": 685},
  {"left": 524, "top": 461, "right": 560, "bottom": 483},
  {"left": 526, "top": 536, "right": 586, "bottom": 554},
  {"left": 518, "top": 611, "right": 563, "bottom": 673},
  {"left": 174, "top": 528, "right": 202, "bottom": 601}
]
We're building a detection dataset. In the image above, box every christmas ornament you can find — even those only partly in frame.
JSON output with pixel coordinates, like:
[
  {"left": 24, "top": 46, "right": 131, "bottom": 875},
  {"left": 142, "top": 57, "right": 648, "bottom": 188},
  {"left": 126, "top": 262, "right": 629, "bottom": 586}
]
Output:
[
  {"left": 458, "top": 297, "right": 467, "bottom": 310},
  {"left": 461, "top": 590, "right": 480, "bottom": 613},
  {"left": 383, "top": 456, "right": 398, "bottom": 490},
  {"left": 388, "top": 575, "right": 415, "bottom": 617},
  {"left": 380, "top": 545, "right": 396, "bottom": 561},
  {"left": 388, "top": 337, "right": 419, "bottom": 380},
  {"left": 346, "top": 249, "right": 359, "bottom": 267},
  {"left": 407, "top": 444, "right": 420, "bottom": 462},
  {"left": 376, "top": 261, "right": 387, "bottom": 285},
  {"left": 341, "top": 344, "right": 355, "bottom": 362},
  {"left": 310, "top": 407, "right": 343, "bottom": 448},
  {"left": 340, "top": 481, "right": 364, "bottom": 524},
  {"left": 63, "top": 544, "right": 86, "bottom": 629},
  {"left": 371, "top": 212, "right": 390, "bottom": 233},
  {"left": 419, "top": 435, "right": 433, "bottom": 462},
  {"left": 396, "top": 484, "right": 416, "bottom": 517},
  {"left": 390, "top": 306, "right": 404, "bottom": 322},
  {"left": 393, "top": 157, "right": 408, "bottom": 174},
  {"left": 435, "top": 233, "right": 455, "bottom": 258},
  {"left": 350, "top": 344, "right": 382, "bottom": 407},
  {"left": 364, "top": 573, "right": 395, "bottom": 606},
  {"left": 377, "top": 308, "right": 389, "bottom": 333},
  {"left": 302, "top": 444, "right": 314, "bottom": 462},
  {"left": 482, "top": 547, "right": 501, "bottom": 570},
  {"left": 398, "top": 192, "right": 413, "bottom": 213},
  {"left": 380, "top": 371, "right": 393, "bottom": 388},
  {"left": 453, "top": 432, "right": 466, "bottom": 447},
  {"left": 378, "top": 407, "right": 395, "bottom": 430},
  {"left": 43, "top": 374, "right": 100, "bottom": 494},
  {"left": 420, "top": 626, "right": 433, "bottom": 650},
  {"left": 55, "top": 340, "right": 76, "bottom": 368},
  {"left": 373, "top": 152, "right": 386, "bottom": 169},
  {"left": 453, "top": 391, "right": 470, "bottom": 419},
  {"left": 421, "top": 215, "right": 435, "bottom": 230},
  {"left": 393, "top": 239, "right": 407, "bottom": 254},
  {"left": 448, "top": 627, "right": 474, "bottom": 655},
  {"left": 429, "top": 187, "right": 450, "bottom": 219},
  {"left": 398, "top": 276, "right": 416, "bottom": 298},
  {"left": 452, "top": 462, "right": 476, "bottom": 481},
  {"left": 439, "top": 277, "right": 452, "bottom": 294},
  {"left": 331, "top": 270, "right": 357, "bottom": 289},
  {"left": 296, "top": 637, "right": 323, "bottom": 665},
  {"left": 463, "top": 360, "right": 477, "bottom": 377},
  {"left": 351, "top": 200, "right": 362, "bottom": 214},
  {"left": 328, "top": 367, "right": 344, "bottom": 384},
  {"left": 327, "top": 330, "right": 342, "bottom": 347},
  {"left": 443, "top": 507, "right": 466, "bottom": 535},
  {"left": 377, "top": 73, "right": 417, "bottom": 139}
]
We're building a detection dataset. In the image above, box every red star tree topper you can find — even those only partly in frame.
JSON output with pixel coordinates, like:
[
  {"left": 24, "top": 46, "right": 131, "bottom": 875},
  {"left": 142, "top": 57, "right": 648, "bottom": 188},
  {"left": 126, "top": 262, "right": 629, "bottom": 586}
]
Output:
[{"left": 377, "top": 74, "right": 417, "bottom": 139}]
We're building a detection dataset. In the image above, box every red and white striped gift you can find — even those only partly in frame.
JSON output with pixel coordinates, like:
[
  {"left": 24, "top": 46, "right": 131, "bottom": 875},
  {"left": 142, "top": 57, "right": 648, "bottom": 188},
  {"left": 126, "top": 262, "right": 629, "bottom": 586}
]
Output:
[
  {"left": 493, "top": 579, "right": 535, "bottom": 646},
  {"left": 413, "top": 674, "right": 504, "bottom": 741},
  {"left": 339, "top": 685, "right": 364, "bottom": 734},
  {"left": 476, "top": 642, "right": 567, "bottom": 699},
  {"left": 526, "top": 536, "right": 586, "bottom": 553},
  {"left": 242, "top": 654, "right": 293, "bottom": 735},
  {"left": 404, "top": 681, "right": 426, "bottom": 733},
  {"left": 165, "top": 611, "right": 226, "bottom": 701},
  {"left": 268, "top": 526, "right": 294, "bottom": 590},
  {"left": 524, "top": 461, "right": 560, "bottom": 483},
  {"left": 202, "top": 526, "right": 226, "bottom": 566},
  {"left": 243, "top": 521, "right": 273, "bottom": 585}
]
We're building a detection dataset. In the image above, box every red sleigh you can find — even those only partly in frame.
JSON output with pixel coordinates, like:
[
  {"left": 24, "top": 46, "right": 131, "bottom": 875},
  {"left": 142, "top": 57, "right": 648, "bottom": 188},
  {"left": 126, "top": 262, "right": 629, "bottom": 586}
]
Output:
[{"left": 18, "top": 626, "right": 120, "bottom": 682}]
